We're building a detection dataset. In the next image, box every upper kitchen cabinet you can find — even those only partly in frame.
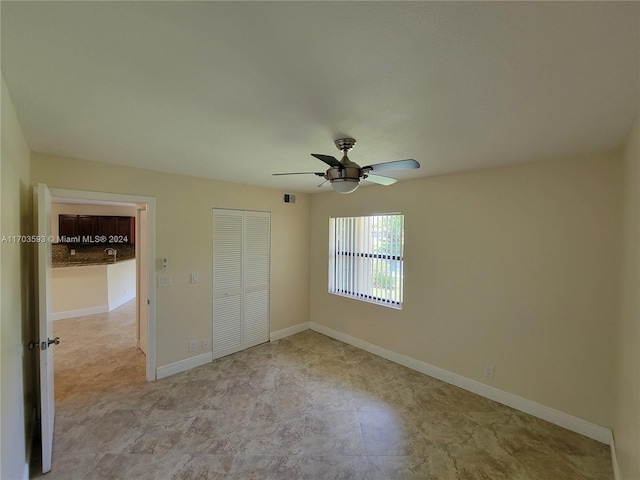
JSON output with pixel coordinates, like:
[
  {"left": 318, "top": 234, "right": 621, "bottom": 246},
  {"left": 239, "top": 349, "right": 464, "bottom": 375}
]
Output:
[
  {"left": 78, "top": 215, "right": 98, "bottom": 238},
  {"left": 57, "top": 215, "right": 135, "bottom": 244},
  {"left": 59, "top": 215, "right": 78, "bottom": 239},
  {"left": 97, "top": 216, "right": 117, "bottom": 238},
  {"left": 116, "top": 216, "right": 135, "bottom": 244}
]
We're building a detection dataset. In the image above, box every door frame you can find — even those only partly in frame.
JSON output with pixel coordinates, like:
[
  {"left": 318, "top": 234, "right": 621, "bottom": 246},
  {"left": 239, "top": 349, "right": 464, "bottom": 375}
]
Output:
[
  {"left": 136, "top": 206, "right": 148, "bottom": 354},
  {"left": 49, "top": 188, "right": 157, "bottom": 381}
]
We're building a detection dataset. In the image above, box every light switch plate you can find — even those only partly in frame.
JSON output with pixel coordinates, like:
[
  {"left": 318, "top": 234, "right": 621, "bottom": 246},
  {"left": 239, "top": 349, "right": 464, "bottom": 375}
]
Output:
[{"left": 158, "top": 275, "right": 172, "bottom": 287}]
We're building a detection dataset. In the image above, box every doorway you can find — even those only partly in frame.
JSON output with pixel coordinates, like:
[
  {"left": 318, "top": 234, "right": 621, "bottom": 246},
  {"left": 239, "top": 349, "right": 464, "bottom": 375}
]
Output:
[
  {"left": 49, "top": 197, "right": 143, "bottom": 384},
  {"left": 35, "top": 185, "right": 157, "bottom": 474},
  {"left": 49, "top": 188, "right": 156, "bottom": 381}
]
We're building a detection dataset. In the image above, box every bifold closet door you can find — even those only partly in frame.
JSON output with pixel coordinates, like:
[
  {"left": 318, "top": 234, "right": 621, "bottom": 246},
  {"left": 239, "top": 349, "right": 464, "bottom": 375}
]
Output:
[{"left": 213, "top": 209, "right": 270, "bottom": 359}]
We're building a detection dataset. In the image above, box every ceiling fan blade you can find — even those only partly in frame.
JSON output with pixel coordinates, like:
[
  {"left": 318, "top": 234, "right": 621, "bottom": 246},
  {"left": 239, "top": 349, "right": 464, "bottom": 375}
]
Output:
[
  {"left": 317, "top": 180, "right": 329, "bottom": 188},
  {"left": 365, "top": 174, "right": 397, "bottom": 186},
  {"left": 364, "top": 159, "right": 420, "bottom": 173},
  {"left": 311, "top": 154, "right": 342, "bottom": 169},
  {"left": 273, "top": 172, "right": 325, "bottom": 176}
]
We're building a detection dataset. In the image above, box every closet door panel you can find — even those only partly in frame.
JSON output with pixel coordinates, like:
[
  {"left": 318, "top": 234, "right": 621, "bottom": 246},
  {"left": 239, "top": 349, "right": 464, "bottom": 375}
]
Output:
[
  {"left": 244, "top": 212, "right": 270, "bottom": 289},
  {"left": 244, "top": 289, "right": 269, "bottom": 348},
  {"left": 213, "top": 210, "right": 243, "bottom": 293},
  {"left": 243, "top": 211, "right": 270, "bottom": 346},
  {"left": 213, "top": 209, "right": 244, "bottom": 357},
  {"left": 212, "top": 294, "right": 243, "bottom": 359}
]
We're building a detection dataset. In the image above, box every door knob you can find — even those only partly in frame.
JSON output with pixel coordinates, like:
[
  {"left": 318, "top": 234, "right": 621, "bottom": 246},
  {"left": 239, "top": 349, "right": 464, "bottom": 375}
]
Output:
[{"left": 40, "top": 337, "right": 61, "bottom": 350}]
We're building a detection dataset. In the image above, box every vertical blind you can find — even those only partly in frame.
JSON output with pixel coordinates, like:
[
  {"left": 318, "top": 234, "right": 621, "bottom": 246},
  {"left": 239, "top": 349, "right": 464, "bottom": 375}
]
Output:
[{"left": 329, "top": 214, "right": 404, "bottom": 308}]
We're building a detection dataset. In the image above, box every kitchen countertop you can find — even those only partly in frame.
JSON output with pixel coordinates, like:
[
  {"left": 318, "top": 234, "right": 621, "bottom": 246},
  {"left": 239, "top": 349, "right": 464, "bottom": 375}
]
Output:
[{"left": 52, "top": 258, "right": 135, "bottom": 268}]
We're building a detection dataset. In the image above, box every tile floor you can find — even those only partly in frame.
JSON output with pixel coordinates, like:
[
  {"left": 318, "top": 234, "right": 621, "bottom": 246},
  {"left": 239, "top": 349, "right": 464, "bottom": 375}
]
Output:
[{"left": 31, "top": 300, "right": 613, "bottom": 479}]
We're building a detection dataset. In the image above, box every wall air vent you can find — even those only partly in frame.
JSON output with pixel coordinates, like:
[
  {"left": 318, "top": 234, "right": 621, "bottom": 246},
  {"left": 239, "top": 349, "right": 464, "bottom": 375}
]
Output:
[{"left": 283, "top": 193, "right": 296, "bottom": 204}]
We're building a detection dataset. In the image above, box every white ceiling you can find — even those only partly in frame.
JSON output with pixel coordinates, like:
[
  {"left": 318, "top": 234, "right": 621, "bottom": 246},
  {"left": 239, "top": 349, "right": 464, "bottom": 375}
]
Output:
[{"left": 2, "top": 2, "right": 638, "bottom": 194}]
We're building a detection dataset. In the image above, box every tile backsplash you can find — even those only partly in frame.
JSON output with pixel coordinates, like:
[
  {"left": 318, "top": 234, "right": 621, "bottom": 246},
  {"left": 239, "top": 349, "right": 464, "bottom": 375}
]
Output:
[{"left": 52, "top": 243, "right": 135, "bottom": 267}]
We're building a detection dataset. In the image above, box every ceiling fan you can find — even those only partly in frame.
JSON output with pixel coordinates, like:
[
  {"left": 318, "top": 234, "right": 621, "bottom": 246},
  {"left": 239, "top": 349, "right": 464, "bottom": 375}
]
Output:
[{"left": 273, "top": 138, "right": 420, "bottom": 194}]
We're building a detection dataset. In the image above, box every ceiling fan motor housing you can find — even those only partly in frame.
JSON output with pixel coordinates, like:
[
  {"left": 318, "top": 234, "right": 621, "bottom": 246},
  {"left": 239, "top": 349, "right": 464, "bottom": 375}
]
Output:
[{"left": 324, "top": 164, "right": 361, "bottom": 182}]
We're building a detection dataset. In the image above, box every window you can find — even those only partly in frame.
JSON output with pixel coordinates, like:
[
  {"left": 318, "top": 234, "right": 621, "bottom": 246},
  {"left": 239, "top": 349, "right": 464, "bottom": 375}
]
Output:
[{"left": 329, "top": 214, "right": 404, "bottom": 309}]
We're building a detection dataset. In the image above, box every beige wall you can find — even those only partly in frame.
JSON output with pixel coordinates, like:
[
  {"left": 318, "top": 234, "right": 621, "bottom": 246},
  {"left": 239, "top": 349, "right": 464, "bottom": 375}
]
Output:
[
  {"left": 1, "top": 75, "right": 33, "bottom": 479},
  {"left": 107, "top": 259, "right": 136, "bottom": 310},
  {"left": 310, "top": 152, "right": 621, "bottom": 427},
  {"left": 51, "top": 203, "right": 137, "bottom": 238},
  {"left": 614, "top": 117, "right": 640, "bottom": 479},
  {"left": 31, "top": 152, "right": 311, "bottom": 366},
  {"left": 51, "top": 260, "right": 136, "bottom": 316},
  {"left": 51, "top": 266, "right": 109, "bottom": 314}
]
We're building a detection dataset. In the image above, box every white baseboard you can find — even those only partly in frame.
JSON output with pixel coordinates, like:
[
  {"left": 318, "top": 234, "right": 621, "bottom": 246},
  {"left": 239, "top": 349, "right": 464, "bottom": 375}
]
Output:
[
  {"left": 109, "top": 292, "right": 136, "bottom": 311},
  {"left": 156, "top": 352, "right": 213, "bottom": 379},
  {"left": 309, "top": 322, "right": 365, "bottom": 349},
  {"left": 610, "top": 432, "right": 620, "bottom": 480},
  {"left": 309, "top": 322, "right": 612, "bottom": 445},
  {"left": 157, "top": 321, "right": 311, "bottom": 380},
  {"left": 270, "top": 322, "right": 310, "bottom": 342},
  {"left": 22, "top": 462, "right": 29, "bottom": 480},
  {"left": 51, "top": 305, "right": 108, "bottom": 321}
]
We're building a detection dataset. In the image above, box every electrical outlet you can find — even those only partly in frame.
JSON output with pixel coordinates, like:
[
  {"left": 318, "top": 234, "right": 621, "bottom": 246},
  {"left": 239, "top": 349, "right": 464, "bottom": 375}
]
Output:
[
  {"left": 202, "top": 339, "right": 210, "bottom": 349},
  {"left": 484, "top": 365, "right": 495, "bottom": 378},
  {"left": 188, "top": 340, "right": 197, "bottom": 352}
]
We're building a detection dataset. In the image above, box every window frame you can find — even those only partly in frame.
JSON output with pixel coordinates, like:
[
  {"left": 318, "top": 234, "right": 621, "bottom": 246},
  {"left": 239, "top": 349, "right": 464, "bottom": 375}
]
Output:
[{"left": 328, "top": 213, "right": 405, "bottom": 309}]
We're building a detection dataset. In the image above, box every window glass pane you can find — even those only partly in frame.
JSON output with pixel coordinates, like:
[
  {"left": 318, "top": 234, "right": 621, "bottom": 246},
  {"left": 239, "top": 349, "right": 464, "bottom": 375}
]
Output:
[{"left": 328, "top": 214, "right": 404, "bottom": 309}]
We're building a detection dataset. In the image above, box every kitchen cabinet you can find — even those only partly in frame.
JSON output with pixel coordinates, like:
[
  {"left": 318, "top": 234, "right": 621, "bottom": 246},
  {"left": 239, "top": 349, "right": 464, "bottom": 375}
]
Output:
[
  {"left": 98, "top": 216, "right": 117, "bottom": 238},
  {"left": 78, "top": 215, "right": 98, "bottom": 237},
  {"left": 116, "top": 216, "right": 135, "bottom": 243},
  {"left": 57, "top": 215, "right": 135, "bottom": 244},
  {"left": 59, "top": 215, "right": 78, "bottom": 239}
]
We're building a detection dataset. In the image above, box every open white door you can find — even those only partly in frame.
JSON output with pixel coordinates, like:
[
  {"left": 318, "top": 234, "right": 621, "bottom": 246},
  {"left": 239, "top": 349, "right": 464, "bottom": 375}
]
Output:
[
  {"left": 136, "top": 207, "right": 148, "bottom": 355},
  {"left": 35, "top": 183, "right": 55, "bottom": 473}
]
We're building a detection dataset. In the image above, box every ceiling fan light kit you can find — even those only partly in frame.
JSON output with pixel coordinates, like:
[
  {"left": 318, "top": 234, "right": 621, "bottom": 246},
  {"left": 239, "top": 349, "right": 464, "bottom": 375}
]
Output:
[
  {"left": 331, "top": 178, "right": 360, "bottom": 194},
  {"left": 274, "top": 137, "right": 420, "bottom": 194}
]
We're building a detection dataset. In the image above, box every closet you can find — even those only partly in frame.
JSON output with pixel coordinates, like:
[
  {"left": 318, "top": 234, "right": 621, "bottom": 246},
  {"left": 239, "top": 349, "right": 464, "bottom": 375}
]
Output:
[{"left": 212, "top": 209, "right": 270, "bottom": 359}]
